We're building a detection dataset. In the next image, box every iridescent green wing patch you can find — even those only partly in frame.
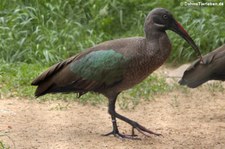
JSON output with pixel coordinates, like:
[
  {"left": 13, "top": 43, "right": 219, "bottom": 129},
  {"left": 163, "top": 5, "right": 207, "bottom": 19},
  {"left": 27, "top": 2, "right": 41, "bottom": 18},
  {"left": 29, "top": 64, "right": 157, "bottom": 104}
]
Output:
[{"left": 70, "top": 50, "right": 128, "bottom": 85}]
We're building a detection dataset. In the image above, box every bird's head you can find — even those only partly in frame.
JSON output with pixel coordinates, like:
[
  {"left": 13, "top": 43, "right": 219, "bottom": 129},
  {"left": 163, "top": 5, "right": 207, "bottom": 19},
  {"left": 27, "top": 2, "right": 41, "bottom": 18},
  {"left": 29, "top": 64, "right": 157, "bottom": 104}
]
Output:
[{"left": 145, "top": 8, "right": 203, "bottom": 61}]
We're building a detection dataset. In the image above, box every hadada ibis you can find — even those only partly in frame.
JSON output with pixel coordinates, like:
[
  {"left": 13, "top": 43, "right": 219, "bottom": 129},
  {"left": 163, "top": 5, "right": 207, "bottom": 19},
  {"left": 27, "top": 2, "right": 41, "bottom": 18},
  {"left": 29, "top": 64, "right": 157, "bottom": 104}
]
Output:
[
  {"left": 180, "top": 44, "right": 225, "bottom": 88},
  {"left": 32, "top": 8, "right": 202, "bottom": 139}
]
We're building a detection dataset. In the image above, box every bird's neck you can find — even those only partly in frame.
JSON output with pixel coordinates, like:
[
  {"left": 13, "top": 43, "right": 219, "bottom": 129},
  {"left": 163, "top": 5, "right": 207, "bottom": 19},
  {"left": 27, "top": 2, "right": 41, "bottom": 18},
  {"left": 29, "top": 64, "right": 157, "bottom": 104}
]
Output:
[
  {"left": 145, "top": 27, "right": 166, "bottom": 41},
  {"left": 143, "top": 29, "right": 171, "bottom": 61}
]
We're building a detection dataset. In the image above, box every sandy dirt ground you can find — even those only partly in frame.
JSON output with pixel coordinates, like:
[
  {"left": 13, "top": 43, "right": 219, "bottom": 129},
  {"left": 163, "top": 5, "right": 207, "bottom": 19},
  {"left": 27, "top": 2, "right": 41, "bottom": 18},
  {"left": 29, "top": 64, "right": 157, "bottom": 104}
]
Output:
[{"left": 0, "top": 66, "right": 225, "bottom": 149}]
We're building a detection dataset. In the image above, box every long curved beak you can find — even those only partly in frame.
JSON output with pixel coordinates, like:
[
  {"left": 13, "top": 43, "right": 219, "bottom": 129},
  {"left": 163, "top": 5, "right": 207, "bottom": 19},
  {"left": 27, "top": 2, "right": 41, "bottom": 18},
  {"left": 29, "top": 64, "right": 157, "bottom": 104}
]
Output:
[{"left": 170, "top": 20, "right": 203, "bottom": 62}]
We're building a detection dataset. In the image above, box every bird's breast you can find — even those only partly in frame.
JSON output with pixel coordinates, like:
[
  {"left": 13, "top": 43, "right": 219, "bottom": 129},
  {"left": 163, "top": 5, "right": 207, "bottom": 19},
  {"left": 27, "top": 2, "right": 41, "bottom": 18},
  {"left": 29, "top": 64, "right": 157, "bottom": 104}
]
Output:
[{"left": 118, "top": 47, "right": 171, "bottom": 91}]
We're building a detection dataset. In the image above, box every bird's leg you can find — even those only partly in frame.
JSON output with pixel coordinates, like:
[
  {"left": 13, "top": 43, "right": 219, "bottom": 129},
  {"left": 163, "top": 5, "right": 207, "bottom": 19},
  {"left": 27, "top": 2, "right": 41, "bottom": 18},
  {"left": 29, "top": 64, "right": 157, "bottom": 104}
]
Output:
[
  {"left": 114, "top": 111, "right": 161, "bottom": 137},
  {"left": 103, "top": 97, "right": 138, "bottom": 139},
  {"left": 103, "top": 94, "right": 160, "bottom": 139},
  {"left": 102, "top": 115, "right": 120, "bottom": 136},
  {"left": 102, "top": 98, "right": 120, "bottom": 137}
]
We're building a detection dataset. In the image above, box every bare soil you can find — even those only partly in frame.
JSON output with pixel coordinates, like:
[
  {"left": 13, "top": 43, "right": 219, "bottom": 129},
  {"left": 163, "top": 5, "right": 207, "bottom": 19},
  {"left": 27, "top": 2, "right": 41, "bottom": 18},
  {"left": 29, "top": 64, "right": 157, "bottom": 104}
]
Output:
[{"left": 1, "top": 66, "right": 225, "bottom": 149}]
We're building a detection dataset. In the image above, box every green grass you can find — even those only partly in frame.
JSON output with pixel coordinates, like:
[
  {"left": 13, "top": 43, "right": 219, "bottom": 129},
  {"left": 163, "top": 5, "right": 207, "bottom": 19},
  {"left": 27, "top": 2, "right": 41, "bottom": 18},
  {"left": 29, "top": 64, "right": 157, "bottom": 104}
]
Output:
[
  {"left": 206, "top": 82, "right": 225, "bottom": 94},
  {"left": 0, "top": 0, "right": 224, "bottom": 64},
  {"left": 0, "top": 141, "right": 9, "bottom": 149},
  {"left": 0, "top": 0, "right": 224, "bottom": 104},
  {"left": 0, "top": 133, "right": 11, "bottom": 149},
  {"left": 0, "top": 62, "right": 45, "bottom": 98}
]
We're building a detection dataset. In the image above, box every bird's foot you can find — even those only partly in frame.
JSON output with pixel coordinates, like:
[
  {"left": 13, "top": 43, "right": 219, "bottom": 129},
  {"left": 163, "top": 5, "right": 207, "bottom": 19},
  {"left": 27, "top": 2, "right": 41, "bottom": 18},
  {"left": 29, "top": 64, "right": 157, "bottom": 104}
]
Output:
[
  {"left": 102, "top": 130, "right": 139, "bottom": 140},
  {"left": 132, "top": 123, "right": 162, "bottom": 137}
]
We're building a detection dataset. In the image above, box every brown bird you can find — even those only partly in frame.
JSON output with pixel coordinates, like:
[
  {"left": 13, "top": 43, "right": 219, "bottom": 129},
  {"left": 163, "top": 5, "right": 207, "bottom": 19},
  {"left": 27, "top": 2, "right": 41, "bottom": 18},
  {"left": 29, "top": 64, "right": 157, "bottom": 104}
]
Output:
[
  {"left": 180, "top": 44, "right": 225, "bottom": 88},
  {"left": 32, "top": 8, "right": 202, "bottom": 139}
]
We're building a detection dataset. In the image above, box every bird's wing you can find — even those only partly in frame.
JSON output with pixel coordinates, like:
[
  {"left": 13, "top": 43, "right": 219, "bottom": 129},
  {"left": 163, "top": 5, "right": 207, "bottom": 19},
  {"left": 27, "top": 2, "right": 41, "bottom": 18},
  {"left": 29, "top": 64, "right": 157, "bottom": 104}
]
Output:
[
  {"left": 31, "top": 55, "right": 77, "bottom": 85},
  {"left": 32, "top": 49, "right": 128, "bottom": 97}
]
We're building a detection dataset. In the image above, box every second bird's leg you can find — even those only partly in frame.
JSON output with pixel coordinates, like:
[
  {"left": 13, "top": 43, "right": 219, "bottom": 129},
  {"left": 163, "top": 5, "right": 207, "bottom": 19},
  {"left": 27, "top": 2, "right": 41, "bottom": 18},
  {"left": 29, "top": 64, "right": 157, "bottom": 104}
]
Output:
[{"left": 114, "top": 111, "right": 161, "bottom": 137}]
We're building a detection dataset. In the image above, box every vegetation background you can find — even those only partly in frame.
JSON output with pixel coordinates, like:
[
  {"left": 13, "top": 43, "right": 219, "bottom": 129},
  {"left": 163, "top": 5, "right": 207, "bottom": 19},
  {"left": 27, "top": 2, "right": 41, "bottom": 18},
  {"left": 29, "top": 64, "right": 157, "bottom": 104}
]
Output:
[{"left": 0, "top": 0, "right": 224, "bottom": 100}]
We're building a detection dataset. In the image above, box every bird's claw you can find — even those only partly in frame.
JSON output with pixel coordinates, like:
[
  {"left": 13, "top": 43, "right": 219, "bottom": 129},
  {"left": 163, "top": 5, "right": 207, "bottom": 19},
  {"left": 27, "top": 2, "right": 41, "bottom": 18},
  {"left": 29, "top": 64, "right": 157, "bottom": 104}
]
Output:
[
  {"left": 102, "top": 131, "right": 140, "bottom": 140},
  {"left": 131, "top": 123, "right": 162, "bottom": 137},
  {"left": 135, "top": 127, "right": 162, "bottom": 137}
]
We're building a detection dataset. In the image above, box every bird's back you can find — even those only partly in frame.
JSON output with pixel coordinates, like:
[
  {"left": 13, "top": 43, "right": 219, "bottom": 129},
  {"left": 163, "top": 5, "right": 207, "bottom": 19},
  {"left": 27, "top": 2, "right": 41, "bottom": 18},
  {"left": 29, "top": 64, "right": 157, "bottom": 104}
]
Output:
[{"left": 32, "top": 37, "right": 145, "bottom": 96}]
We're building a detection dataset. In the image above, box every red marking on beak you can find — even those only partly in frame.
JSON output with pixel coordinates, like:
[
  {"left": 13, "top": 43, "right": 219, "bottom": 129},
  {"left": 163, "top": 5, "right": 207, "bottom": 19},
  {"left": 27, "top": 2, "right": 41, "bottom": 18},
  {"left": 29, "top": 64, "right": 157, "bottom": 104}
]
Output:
[
  {"left": 176, "top": 21, "right": 188, "bottom": 36},
  {"left": 171, "top": 20, "right": 203, "bottom": 62}
]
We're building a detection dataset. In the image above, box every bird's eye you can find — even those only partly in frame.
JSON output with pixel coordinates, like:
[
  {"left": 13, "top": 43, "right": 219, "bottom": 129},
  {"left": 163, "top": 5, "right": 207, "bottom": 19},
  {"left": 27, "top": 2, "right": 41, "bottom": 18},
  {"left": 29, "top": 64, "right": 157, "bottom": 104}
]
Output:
[{"left": 162, "top": 14, "right": 168, "bottom": 20}]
